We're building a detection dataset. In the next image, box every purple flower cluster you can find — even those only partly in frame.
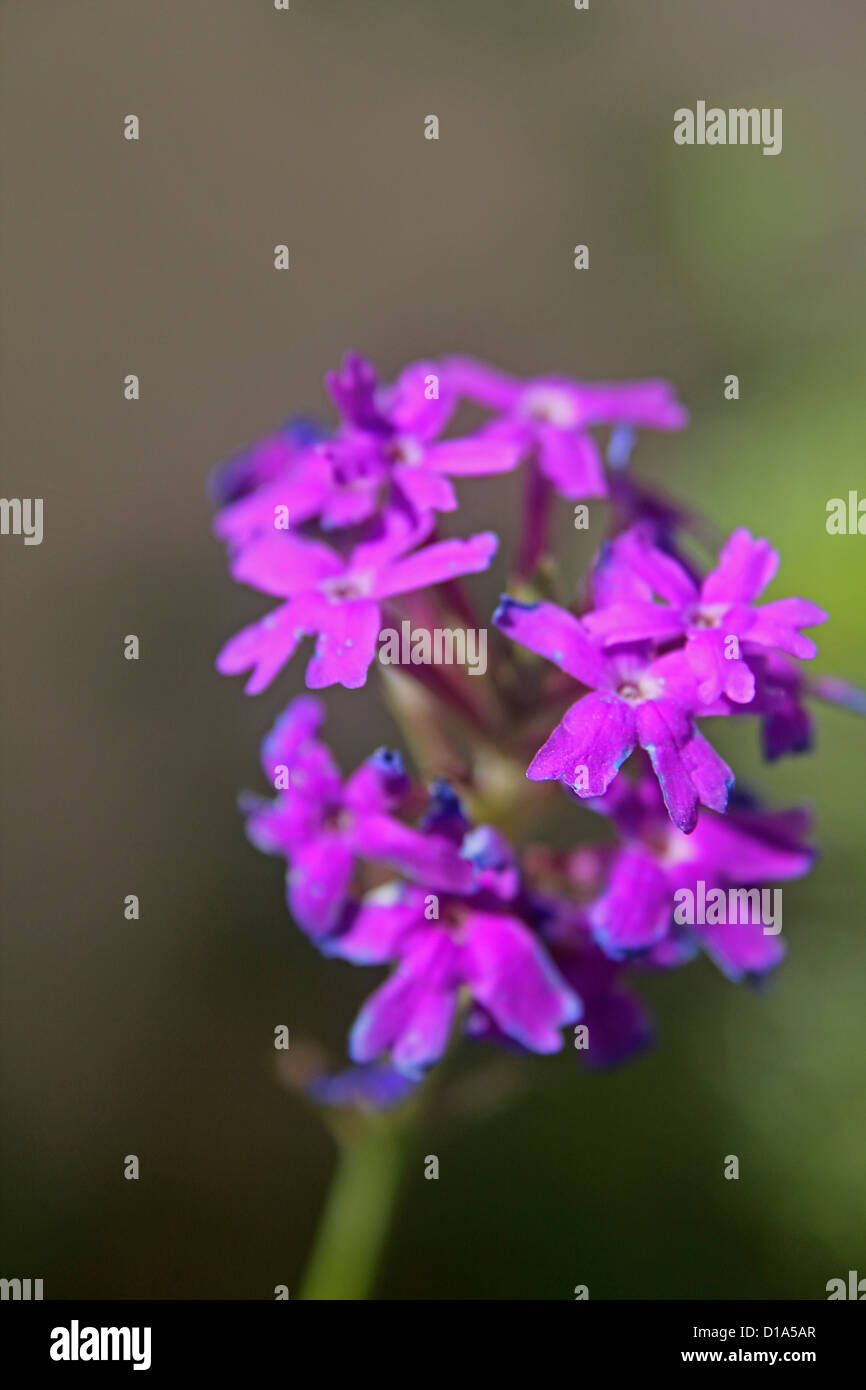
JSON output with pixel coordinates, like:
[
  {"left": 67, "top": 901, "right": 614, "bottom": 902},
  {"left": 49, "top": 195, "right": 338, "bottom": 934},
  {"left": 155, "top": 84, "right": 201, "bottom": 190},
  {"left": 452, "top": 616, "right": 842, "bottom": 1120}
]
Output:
[
  {"left": 494, "top": 524, "right": 828, "bottom": 832},
  {"left": 241, "top": 694, "right": 651, "bottom": 1081},
  {"left": 213, "top": 352, "right": 686, "bottom": 693},
  {"left": 212, "top": 351, "right": 863, "bottom": 1108}
]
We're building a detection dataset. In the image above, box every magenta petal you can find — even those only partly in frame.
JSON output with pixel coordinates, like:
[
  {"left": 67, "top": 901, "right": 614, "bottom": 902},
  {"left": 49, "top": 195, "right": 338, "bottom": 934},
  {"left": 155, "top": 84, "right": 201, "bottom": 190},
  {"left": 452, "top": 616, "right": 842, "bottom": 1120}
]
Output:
[
  {"left": 535, "top": 424, "right": 607, "bottom": 499},
  {"left": 583, "top": 599, "right": 685, "bottom": 647},
  {"left": 385, "top": 359, "right": 456, "bottom": 440},
  {"left": 741, "top": 597, "right": 828, "bottom": 660},
  {"left": 230, "top": 533, "right": 344, "bottom": 598},
  {"left": 349, "top": 934, "right": 459, "bottom": 1074},
  {"left": 287, "top": 832, "right": 354, "bottom": 940},
  {"left": 636, "top": 698, "right": 732, "bottom": 833},
  {"left": 325, "top": 351, "right": 389, "bottom": 434},
  {"left": 242, "top": 791, "right": 321, "bottom": 855},
  {"left": 424, "top": 434, "right": 521, "bottom": 477},
  {"left": 392, "top": 464, "right": 458, "bottom": 516},
  {"left": 213, "top": 456, "right": 332, "bottom": 548},
  {"left": 304, "top": 598, "right": 381, "bottom": 689},
  {"left": 325, "top": 885, "right": 424, "bottom": 964},
  {"left": 282, "top": 741, "right": 343, "bottom": 806},
  {"left": 700, "top": 919, "right": 785, "bottom": 982},
  {"left": 493, "top": 598, "right": 612, "bottom": 687},
  {"left": 373, "top": 531, "right": 498, "bottom": 598},
  {"left": 463, "top": 913, "right": 581, "bottom": 1053},
  {"left": 440, "top": 356, "right": 522, "bottom": 409},
  {"left": 610, "top": 528, "right": 698, "bottom": 606},
  {"left": 319, "top": 480, "right": 381, "bottom": 530},
  {"left": 693, "top": 809, "right": 816, "bottom": 882},
  {"left": 342, "top": 752, "right": 407, "bottom": 815},
  {"left": 577, "top": 379, "right": 688, "bottom": 431},
  {"left": 702, "top": 528, "right": 778, "bottom": 604},
  {"left": 647, "top": 648, "right": 703, "bottom": 708},
  {"left": 589, "top": 847, "right": 672, "bottom": 953},
  {"left": 528, "top": 693, "right": 637, "bottom": 794},
  {"left": 348, "top": 815, "right": 477, "bottom": 893},
  {"left": 349, "top": 503, "right": 435, "bottom": 570},
  {"left": 686, "top": 629, "right": 756, "bottom": 704},
  {"left": 216, "top": 600, "right": 305, "bottom": 694},
  {"left": 259, "top": 695, "right": 325, "bottom": 779},
  {"left": 591, "top": 539, "right": 654, "bottom": 607}
]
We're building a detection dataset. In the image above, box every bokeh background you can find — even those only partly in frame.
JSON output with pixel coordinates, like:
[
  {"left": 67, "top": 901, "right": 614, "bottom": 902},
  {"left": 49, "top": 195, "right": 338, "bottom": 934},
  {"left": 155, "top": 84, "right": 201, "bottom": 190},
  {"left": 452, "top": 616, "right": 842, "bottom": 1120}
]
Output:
[{"left": 1, "top": 0, "right": 864, "bottom": 1299}]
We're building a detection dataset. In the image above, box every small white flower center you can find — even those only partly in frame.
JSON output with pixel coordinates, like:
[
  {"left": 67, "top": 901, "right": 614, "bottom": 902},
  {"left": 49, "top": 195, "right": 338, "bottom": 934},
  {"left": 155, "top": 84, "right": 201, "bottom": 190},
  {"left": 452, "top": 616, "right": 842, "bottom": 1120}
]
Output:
[{"left": 520, "top": 386, "right": 579, "bottom": 429}]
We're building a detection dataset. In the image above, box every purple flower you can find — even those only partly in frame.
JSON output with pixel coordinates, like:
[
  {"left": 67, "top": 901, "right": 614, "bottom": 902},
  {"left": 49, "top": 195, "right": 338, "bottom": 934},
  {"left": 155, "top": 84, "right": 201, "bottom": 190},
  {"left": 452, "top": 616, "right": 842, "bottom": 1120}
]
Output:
[
  {"left": 208, "top": 417, "right": 326, "bottom": 509},
  {"left": 217, "top": 518, "right": 498, "bottom": 691},
  {"left": 241, "top": 697, "right": 475, "bottom": 939},
  {"left": 585, "top": 769, "right": 815, "bottom": 980},
  {"left": 583, "top": 526, "right": 828, "bottom": 705},
  {"left": 327, "top": 821, "right": 581, "bottom": 1077},
  {"left": 211, "top": 353, "right": 518, "bottom": 552},
  {"left": 318, "top": 352, "right": 520, "bottom": 527},
  {"left": 443, "top": 357, "right": 688, "bottom": 500},
  {"left": 213, "top": 445, "right": 335, "bottom": 552},
  {"left": 493, "top": 595, "right": 733, "bottom": 832}
]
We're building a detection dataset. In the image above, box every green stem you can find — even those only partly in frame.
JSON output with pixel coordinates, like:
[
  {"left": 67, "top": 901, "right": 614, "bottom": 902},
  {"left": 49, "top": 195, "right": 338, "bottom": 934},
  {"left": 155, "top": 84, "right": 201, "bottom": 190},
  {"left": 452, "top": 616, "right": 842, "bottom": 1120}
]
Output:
[{"left": 298, "top": 1117, "right": 408, "bottom": 1301}]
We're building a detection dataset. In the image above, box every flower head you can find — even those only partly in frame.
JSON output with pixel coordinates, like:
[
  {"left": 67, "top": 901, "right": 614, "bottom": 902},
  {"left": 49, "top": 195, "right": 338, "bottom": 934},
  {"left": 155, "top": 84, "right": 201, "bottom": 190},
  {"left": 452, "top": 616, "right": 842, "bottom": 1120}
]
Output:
[
  {"left": 584, "top": 525, "right": 828, "bottom": 704},
  {"left": 443, "top": 357, "right": 687, "bottom": 500},
  {"left": 327, "top": 800, "right": 581, "bottom": 1077},
  {"left": 493, "top": 595, "right": 733, "bottom": 832},
  {"left": 241, "top": 697, "right": 475, "bottom": 938},
  {"left": 318, "top": 352, "right": 520, "bottom": 528},
  {"left": 217, "top": 518, "right": 498, "bottom": 691}
]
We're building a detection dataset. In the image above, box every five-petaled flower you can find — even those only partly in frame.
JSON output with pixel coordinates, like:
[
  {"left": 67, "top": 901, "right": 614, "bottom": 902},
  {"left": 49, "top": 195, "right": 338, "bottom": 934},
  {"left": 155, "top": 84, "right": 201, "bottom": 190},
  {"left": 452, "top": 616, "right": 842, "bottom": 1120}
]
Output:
[
  {"left": 493, "top": 595, "right": 733, "bottom": 832},
  {"left": 442, "top": 357, "right": 688, "bottom": 499},
  {"left": 218, "top": 521, "right": 498, "bottom": 691},
  {"left": 584, "top": 525, "right": 828, "bottom": 704}
]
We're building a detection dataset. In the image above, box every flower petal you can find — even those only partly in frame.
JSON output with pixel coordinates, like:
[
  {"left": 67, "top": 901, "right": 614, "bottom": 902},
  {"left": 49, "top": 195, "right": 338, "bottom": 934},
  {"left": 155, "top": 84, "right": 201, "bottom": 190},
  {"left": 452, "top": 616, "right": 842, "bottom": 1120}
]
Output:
[
  {"left": 493, "top": 597, "right": 612, "bottom": 687},
  {"left": 577, "top": 379, "right": 688, "bottom": 431},
  {"left": 636, "top": 698, "right": 733, "bottom": 833},
  {"left": 348, "top": 814, "right": 477, "bottom": 893},
  {"left": 440, "top": 356, "right": 522, "bottom": 409},
  {"left": 535, "top": 425, "right": 607, "bottom": 499},
  {"left": 702, "top": 528, "right": 778, "bottom": 604},
  {"left": 260, "top": 696, "right": 326, "bottom": 780},
  {"left": 740, "top": 597, "right": 828, "bottom": 660},
  {"left": 686, "top": 629, "right": 756, "bottom": 705},
  {"left": 385, "top": 359, "right": 456, "bottom": 440},
  {"left": 216, "top": 599, "right": 306, "bottom": 694},
  {"left": 287, "top": 832, "right": 355, "bottom": 940},
  {"left": 373, "top": 531, "right": 498, "bottom": 598},
  {"left": 349, "top": 934, "right": 459, "bottom": 1075},
  {"left": 230, "top": 532, "right": 343, "bottom": 598},
  {"left": 424, "top": 433, "right": 521, "bottom": 477},
  {"left": 589, "top": 847, "right": 672, "bottom": 954},
  {"left": 527, "top": 693, "right": 637, "bottom": 795},
  {"left": 392, "top": 464, "right": 458, "bottom": 516},
  {"left": 325, "top": 884, "right": 424, "bottom": 964},
  {"left": 463, "top": 912, "right": 581, "bottom": 1053},
  {"left": 608, "top": 527, "right": 698, "bottom": 606},
  {"left": 304, "top": 598, "right": 382, "bottom": 689},
  {"left": 583, "top": 599, "right": 685, "bottom": 647},
  {"left": 700, "top": 919, "right": 785, "bottom": 982}
]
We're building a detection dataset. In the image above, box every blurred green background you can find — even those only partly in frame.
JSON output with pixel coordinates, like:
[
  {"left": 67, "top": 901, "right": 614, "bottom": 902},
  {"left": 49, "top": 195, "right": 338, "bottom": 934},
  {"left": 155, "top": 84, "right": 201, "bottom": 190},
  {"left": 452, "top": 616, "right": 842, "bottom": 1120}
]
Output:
[{"left": 1, "top": 0, "right": 864, "bottom": 1299}]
